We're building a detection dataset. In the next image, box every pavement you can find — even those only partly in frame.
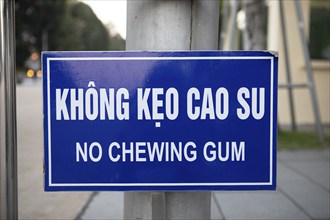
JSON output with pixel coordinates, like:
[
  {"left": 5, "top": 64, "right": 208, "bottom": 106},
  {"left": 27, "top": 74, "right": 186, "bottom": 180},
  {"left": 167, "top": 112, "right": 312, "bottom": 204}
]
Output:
[
  {"left": 17, "top": 84, "right": 92, "bottom": 220},
  {"left": 17, "top": 84, "right": 330, "bottom": 220}
]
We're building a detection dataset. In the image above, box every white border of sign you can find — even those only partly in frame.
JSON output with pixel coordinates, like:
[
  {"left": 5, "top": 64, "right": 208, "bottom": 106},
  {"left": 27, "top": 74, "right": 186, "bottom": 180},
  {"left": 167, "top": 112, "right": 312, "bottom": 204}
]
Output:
[{"left": 46, "top": 56, "right": 275, "bottom": 187}]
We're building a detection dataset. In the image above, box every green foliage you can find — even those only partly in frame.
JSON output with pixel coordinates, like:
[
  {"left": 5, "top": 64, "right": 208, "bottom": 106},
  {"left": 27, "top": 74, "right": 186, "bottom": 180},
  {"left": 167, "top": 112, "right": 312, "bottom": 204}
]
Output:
[
  {"left": 309, "top": 6, "right": 330, "bottom": 59},
  {"left": 277, "top": 131, "right": 330, "bottom": 150},
  {"left": 16, "top": 0, "right": 68, "bottom": 67},
  {"left": 109, "top": 33, "right": 125, "bottom": 51},
  {"left": 16, "top": 0, "right": 125, "bottom": 69},
  {"left": 69, "top": 2, "right": 109, "bottom": 50}
]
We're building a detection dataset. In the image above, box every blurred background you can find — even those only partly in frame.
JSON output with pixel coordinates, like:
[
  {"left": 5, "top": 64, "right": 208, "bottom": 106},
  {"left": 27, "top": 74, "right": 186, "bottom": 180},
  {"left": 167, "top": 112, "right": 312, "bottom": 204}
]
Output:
[
  {"left": 16, "top": 0, "right": 125, "bottom": 84},
  {"left": 14, "top": 1, "right": 126, "bottom": 218},
  {"left": 16, "top": 0, "right": 329, "bottom": 134},
  {"left": 9, "top": 0, "right": 330, "bottom": 219}
]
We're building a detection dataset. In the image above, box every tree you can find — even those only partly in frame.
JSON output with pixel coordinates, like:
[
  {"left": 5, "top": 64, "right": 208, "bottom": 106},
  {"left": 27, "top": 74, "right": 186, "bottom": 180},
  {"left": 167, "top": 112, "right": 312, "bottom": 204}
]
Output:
[
  {"left": 69, "top": 2, "right": 109, "bottom": 50},
  {"left": 15, "top": 0, "right": 125, "bottom": 69},
  {"left": 109, "top": 33, "right": 125, "bottom": 51},
  {"left": 15, "top": 0, "right": 69, "bottom": 68}
]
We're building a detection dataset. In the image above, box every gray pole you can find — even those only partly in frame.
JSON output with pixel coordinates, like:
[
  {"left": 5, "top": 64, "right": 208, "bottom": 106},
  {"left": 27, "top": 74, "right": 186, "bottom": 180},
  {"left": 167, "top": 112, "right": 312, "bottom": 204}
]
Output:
[
  {"left": 125, "top": 0, "right": 219, "bottom": 219},
  {"left": 0, "top": 0, "right": 18, "bottom": 219},
  {"left": 279, "top": 1, "right": 297, "bottom": 131},
  {"left": 228, "top": 0, "right": 238, "bottom": 50},
  {"left": 294, "top": 0, "right": 324, "bottom": 142}
]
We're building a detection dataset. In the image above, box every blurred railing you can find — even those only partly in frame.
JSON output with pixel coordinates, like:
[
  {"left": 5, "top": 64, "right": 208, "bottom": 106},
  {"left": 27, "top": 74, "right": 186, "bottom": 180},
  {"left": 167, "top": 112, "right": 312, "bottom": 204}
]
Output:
[{"left": 0, "top": 0, "right": 18, "bottom": 219}]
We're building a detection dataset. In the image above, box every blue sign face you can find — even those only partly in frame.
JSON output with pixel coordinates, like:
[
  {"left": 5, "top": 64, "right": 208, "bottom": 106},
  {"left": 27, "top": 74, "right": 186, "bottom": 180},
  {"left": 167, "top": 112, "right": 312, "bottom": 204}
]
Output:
[{"left": 43, "top": 51, "right": 278, "bottom": 191}]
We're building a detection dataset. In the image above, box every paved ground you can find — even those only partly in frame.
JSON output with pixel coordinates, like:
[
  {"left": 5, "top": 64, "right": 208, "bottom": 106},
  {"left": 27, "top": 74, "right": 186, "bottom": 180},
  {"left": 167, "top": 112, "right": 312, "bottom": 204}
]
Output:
[
  {"left": 17, "top": 85, "right": 329, "bottom": 220},
  {"left": 17, "top": 84, "right": 92, "bottom": 220}
]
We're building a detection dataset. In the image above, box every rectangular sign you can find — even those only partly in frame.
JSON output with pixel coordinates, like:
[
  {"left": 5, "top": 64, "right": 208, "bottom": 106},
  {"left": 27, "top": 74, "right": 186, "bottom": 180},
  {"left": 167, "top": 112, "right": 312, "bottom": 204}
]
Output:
[{"left": 43, "top": 51, "right": 278, "bottom": 191}]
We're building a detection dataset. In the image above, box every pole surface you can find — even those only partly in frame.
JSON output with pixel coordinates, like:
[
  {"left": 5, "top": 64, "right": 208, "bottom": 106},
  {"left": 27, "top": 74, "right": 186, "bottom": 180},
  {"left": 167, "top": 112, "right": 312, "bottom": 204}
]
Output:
[
  {"left": 0, "top": 0, "right": 18, "bottom": 219},
  {"left": 125, "top": 0, "right": 219, "bottom": 219}
]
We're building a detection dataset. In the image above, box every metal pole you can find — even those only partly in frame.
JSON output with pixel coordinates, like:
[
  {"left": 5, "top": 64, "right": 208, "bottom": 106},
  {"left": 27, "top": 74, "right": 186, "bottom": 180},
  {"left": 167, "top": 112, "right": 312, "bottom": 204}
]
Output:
[
  {"left": 125, "top": 0, "right": 219, "bottom": 219},
  {"left": 219, "top": 0, "right": 230, "bottom": 50},
  {"left": 228, "top": 0, "right": 238, "bottom": 50},
  {"left": 0, "top": 0, "right": 18, "bottom": 219},
  {"left": 279, "top": 1, "right": 297, "bottom": 131},
  {"left": 294, "top": 0, "right": 324, "bottom": 142}
]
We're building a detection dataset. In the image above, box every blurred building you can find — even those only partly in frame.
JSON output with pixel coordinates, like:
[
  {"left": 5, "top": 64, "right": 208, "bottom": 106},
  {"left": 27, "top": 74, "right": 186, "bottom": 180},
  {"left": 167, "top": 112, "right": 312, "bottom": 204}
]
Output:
[
  {"left": 267, "top": 0, "right": 329, "bottom": 129},
  {"left": 229, "top": 0, "right": 330, "bottom": 131},
  {"left": 221, "top": 1, "right": 329, "bottom": 130}
]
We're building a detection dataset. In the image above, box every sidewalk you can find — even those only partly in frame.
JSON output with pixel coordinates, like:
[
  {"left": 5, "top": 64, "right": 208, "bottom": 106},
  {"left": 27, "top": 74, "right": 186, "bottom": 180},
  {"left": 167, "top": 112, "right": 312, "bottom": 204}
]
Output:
[
  {"left": 79, "top": 149, "right": 329, "bottom": 220},
  {"left": 17, "top": 85, "right": 93, "bottom": 219}
]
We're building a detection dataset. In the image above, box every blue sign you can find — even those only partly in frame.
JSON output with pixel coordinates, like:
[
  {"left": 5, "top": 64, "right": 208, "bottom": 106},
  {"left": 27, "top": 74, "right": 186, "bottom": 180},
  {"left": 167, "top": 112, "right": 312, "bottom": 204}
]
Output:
[{"left": 43, "top": 51, "right": 278, "bottom": 191}]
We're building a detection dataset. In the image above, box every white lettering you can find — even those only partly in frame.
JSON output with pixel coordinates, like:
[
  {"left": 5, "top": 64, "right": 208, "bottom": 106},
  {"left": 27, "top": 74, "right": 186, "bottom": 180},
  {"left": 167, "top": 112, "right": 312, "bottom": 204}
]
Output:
[
  {"left": 100, "top": 88, "right": 115, "bottom": 120},
  {"left": 70, "top": 88, "right": 84, "bottom": 120},
  {"left": 76, "top": 142, "right": 103, "bottom": 162},
  {"left": 116, "top": 88, "right": 129, "bottom": 120},
  {"left": 203, "top": 142, "right": 216, "bottom": 162},
  {"left": 152, "top": 88, "right": 164, "bottom": 120},
  {"left": 166, "top": 88, "right": 179, "bottom": 120},
  {"left": 122, "top": 142, "right": 134, "bottom": 162},
  {"left": 147, "top": 142, "right": 165, "bottom": 162},
  {"left": 187, "top": 88, "right": 200, "bottom": 120},
  {"left": 89, "top": 142, "right": 103, "bottom": 162},
  {"left": 252, "top": 88, "right": 265, "bottom": 120},
  {"left": 237, "top": 87, "right": 265, "bottom": 120},
  {"left": 215, "top": 88, "right": 229, "bottom": 120},
  {"left": 85, "top": 85, "right": 98, "bottom": 120},
  {"left": 237, "top": 87, "right": 250, "bottom": 120},
  {"left": 108, "top": 142, "right": 120, "bottom": 162},
  {"left": 201, "top": 88, "right": 215, "bottom": 120},
  {"left": 203, "top": 141, "right": 245, "bottom": 162},
  {"left": 76, "top": 142, "right": 87, "bottom": 162},
  {"left": 56, "top": 89, "right": 69, "bottom": 120},
  {"left": 135, "top": 142, "right": 147, "bottom": 162},
  {"left": 231, "top": 141, "right": 245, "bottom": 161},
  {"left": 55, "top": 82, "right": 130, "bottom": 121},
  {"left": 184, "top": 142, "right": 197, "bottom": 162},
  {"left": 137, "top": 88, "right": 151, "bottom": 120}
]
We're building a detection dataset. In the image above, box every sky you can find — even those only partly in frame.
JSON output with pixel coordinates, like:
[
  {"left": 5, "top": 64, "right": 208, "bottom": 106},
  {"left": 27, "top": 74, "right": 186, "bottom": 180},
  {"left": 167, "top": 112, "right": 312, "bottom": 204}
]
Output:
[{"left": 82, "top": 0, "right": 127, "bottom": 39}]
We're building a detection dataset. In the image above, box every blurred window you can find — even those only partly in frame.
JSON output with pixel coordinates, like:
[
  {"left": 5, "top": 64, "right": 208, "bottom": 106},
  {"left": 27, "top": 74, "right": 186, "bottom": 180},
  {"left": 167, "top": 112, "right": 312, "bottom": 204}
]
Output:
[{"left": 309, "top": 0, "right": 330, "bottom": 60}]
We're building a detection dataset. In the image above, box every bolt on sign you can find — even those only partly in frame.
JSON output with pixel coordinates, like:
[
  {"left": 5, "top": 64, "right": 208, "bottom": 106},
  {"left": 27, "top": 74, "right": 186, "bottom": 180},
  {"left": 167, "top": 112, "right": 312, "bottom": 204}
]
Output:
[{"left": 43, "top": 51, "right": 278, "bottom": 191}]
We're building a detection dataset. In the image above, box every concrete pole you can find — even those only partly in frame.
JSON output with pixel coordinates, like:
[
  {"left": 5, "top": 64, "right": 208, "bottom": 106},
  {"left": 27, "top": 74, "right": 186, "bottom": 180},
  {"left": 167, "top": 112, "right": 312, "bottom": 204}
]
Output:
[
  {"left": 125, "top": 1, "right": 219, "bottom": 219},
  {"left": 0, "top": 0, "right": 18, "bottom": 219}
]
